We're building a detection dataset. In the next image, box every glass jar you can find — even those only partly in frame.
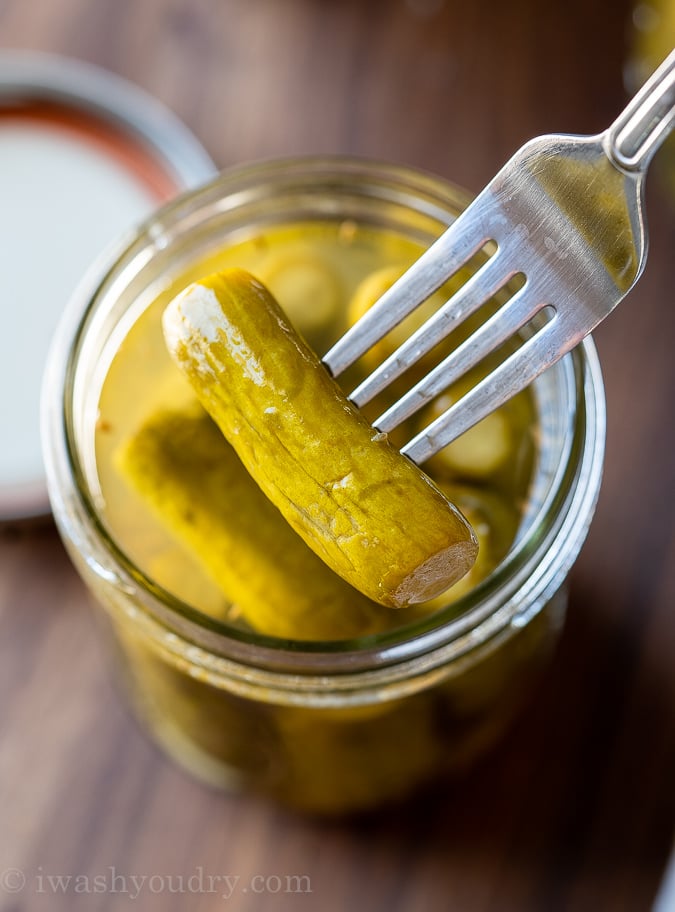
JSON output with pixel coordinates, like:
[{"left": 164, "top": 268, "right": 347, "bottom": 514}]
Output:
[{"left": 42, "top": 158, "right": 605, "bottom": 815}]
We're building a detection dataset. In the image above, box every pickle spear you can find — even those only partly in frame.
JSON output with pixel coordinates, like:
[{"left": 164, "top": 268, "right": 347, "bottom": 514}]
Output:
[
  {"left": 162, "top": 269, "right": 478, "bottom": 608},
  {"left": 116, "top": 403, "right": 390, "bottom": 640}
]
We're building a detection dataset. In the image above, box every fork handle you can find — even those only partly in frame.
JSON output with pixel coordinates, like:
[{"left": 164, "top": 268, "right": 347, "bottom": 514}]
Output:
[{"left": 606, "top": 48, "right": 675, "bottom": 172}]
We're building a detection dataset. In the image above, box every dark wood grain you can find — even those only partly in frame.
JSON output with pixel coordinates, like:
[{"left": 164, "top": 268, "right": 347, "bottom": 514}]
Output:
[{"left": 1, "top": 1, "right": 674, "bottom": 910}]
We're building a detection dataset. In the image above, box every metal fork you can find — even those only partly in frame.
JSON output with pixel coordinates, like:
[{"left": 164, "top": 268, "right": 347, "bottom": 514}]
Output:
[{"left": 323, "top": 49, "right": 675, "bottom": 465}]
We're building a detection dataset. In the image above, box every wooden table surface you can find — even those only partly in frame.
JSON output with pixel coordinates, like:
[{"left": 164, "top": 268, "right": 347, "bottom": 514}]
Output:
[{"left": 1, "top": 1, "right": 674, "bottom": 910}]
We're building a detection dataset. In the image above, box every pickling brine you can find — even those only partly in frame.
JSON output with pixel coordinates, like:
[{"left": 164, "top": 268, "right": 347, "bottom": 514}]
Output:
[{"left": 96, "top": 220, "right": 536, "bottom": 639}]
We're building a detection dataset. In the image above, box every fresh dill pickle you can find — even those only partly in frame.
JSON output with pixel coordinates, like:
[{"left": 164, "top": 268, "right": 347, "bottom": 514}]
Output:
[
  {"left": 116, "top": 403, "right": 391, "bottom": 640},
  {"left": 162, "top": 269, "right": 478, "bottom": 608}
]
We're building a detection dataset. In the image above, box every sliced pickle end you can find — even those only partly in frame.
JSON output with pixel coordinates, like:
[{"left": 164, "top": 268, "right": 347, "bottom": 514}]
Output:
[{"left": 408, "top": 484, "right": 521, "bottom": 613}]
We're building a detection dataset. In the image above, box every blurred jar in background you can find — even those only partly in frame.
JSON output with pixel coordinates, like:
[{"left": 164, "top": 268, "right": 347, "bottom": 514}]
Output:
[{"left": 629, "top": 0, "right": 675, "bottom": 197}]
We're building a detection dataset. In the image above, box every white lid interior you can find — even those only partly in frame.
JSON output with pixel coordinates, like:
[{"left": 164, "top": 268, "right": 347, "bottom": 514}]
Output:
[{"left": 0, "top": 53, "right": 216, "bottom": 522}]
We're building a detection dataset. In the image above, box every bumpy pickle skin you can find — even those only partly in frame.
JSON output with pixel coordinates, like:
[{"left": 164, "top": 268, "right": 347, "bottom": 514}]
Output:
[
  {"left": 162, "top": 269, "right": 478, "bottom": 608},
  {"left": 115, "top": 403, "right": 392, "bottom": 640}
]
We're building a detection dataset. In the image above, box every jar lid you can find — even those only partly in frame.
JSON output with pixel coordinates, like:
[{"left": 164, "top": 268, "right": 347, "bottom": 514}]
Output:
[{"left": 0, "top": 52, "right": 217, "bottom": 523}]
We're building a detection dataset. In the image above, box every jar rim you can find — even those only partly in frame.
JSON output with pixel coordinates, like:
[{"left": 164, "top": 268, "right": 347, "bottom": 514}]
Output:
[{"left": 42, "top": 155, "right": 606, "bottom": 685}]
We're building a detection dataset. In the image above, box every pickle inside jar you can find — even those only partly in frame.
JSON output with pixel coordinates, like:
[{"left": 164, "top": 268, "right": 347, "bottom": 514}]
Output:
[{"left": 95, "top": 221, "right": 538, "bottom": 641}]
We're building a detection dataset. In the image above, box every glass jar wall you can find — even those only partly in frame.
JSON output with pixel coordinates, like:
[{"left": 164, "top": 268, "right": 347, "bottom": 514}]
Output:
[{"left": 42, "top": 158, "right": 606, "bottom": 814}]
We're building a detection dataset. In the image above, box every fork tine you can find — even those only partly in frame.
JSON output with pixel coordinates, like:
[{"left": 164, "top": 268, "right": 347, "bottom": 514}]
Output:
[
  {"left": 350, "top": 250, "right": 517, "bottom": 407},
  {"left": 322, "top": 193, "right": 495, "bottom": 377},
  {"left": 374, "top": 280, "right": 542, "bottom": 433},
  {"left": 401, "top": 318, "right": 561, "bottom": 465}
]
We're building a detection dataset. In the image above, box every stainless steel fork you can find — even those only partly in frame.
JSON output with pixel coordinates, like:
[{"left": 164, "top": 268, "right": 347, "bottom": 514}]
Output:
[{"left": 323, "top": 49, "right": 675, "bottom": 465}]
